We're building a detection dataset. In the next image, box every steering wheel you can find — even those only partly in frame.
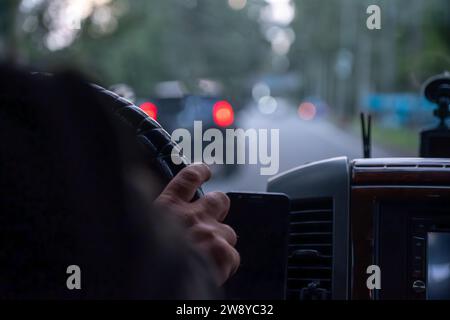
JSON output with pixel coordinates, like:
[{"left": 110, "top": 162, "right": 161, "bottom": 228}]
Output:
[{"left": 91, "top": 84, "right": 204, "bottom": 200}]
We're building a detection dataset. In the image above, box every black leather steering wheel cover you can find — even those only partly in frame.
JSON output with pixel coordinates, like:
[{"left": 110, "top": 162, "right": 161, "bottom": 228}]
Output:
[{"left": 90, "top": 84, "right": 204, "bottom": 200}]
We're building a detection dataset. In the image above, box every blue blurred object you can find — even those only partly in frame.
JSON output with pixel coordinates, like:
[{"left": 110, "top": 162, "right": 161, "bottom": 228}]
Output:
[{"left": 363, "top": 93, "right": 436, "bottom": 127}]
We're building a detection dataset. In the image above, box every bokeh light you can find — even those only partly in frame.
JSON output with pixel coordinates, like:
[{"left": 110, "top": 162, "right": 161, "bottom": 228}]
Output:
[
  {"left": 252, "top": 82, "right": 270, "bottom": 102},
  {"left": 140, "top": 102, "right": 158, "bottom": 120},
  {"left": 298, "top": 102, "right": 316, "bottom": 120},
  {"left": 213, "top": 100, "right": 234, "bottom": 127},
  {"left": 228, "top": 0, "right": 247, "bottom": 11},
  {"left": 258, "top": 96, "right": 278, "bottom": 114}
]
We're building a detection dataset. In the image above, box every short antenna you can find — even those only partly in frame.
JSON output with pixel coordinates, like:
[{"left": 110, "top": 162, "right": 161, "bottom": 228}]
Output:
[{"left": 360, "top": 112, "right": 372, "bottom": 158}]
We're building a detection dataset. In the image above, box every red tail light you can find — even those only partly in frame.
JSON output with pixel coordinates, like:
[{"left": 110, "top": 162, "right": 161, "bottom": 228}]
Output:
[
  {"left": 213, "top": 100, "right": 234, "bottom": 127},
  {"left": 139, "top": 102, "right": 158, "bottom": 120}
]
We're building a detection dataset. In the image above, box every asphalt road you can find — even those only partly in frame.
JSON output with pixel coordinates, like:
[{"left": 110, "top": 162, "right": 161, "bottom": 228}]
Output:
[{"left": 204, "top": 101, "right": 400, "bottom": 193}]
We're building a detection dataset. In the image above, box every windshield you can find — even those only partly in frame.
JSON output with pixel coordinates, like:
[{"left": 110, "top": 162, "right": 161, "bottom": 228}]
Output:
[{"left": 2, "top": 0, "right": 449, "bottom": 190}]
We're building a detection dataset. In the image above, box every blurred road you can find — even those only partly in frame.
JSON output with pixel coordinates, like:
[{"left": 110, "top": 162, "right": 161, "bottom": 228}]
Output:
[{"left": 204, "top": 101, "right": 400, "bottom": 193}]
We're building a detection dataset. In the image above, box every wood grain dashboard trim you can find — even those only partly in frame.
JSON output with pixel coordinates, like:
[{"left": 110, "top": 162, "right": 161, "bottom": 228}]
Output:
[{"left": 350, "top": 159, "right": 450, "bottom": 299}]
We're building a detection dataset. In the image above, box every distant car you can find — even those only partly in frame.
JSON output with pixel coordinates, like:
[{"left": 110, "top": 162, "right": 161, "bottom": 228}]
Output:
[{"left": 137, "top": 95, "right": 238, "bottom": 177}]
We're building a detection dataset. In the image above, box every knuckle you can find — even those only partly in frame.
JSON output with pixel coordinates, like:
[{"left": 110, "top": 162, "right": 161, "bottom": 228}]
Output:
[
  {"left": 190, "top": 223, "right": 216, "bottom": 241},
  {"left": 204, "top": 192, "right": 230, "bottom": 210},
  {"left": 193, "top": 162, "right": 211, "bottom": 175},
  {"left": 201, "top": 237, "right": 240, "bottom": 284},
  {"left": 171, "top": 179, "right": 191, "bottom": 195},
  {"left": 210, "top": 239, "right": 240, "bottom": 274},
  {"left": 210, "top": 238, "right": 230, "bottom": 258},
  {"left": 222, "top": 224, "right": 238, "bottom": 246},
  {"left": 202, "top": 197, "right": 215, "bottom": 210},
  {"left": 179, "top": 167, "right": 203, "bottom": 185},
  {"left": 217, "top": 192, "right": 231, "bottom": 208},
  {"left": 184, "top": 211, "right": 200, "bottom": 227}
]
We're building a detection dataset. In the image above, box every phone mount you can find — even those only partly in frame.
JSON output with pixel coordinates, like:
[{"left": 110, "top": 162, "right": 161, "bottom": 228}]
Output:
[{"left": 420, "top": 72, "right": 450, "bottom": 158}]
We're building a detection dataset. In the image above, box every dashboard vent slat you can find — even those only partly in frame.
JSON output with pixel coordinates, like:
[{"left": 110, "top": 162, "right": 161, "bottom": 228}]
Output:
[{"left": 286, "top": 198, "right": 333, "bottom": 300}]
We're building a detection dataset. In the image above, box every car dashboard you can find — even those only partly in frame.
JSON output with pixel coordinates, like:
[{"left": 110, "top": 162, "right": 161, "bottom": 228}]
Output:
[{"left": 267, "top": 157, "right": 450, "bottom": 300}]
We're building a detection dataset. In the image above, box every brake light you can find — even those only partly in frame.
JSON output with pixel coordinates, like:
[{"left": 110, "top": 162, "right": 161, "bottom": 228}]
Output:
[
  {"left": 139, "top": 102, "right": 158, "bottom": 120},
  {"left": 213, "top": 100, "right": 234, "bottom": 127}
]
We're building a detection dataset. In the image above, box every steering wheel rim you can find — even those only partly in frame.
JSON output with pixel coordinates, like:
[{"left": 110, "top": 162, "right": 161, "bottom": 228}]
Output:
[{"left": 91, "top": 84, "right": 204, "bottom": 200}]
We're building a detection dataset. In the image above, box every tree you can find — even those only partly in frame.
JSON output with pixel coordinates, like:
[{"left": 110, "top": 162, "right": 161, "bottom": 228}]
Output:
[
  {"left": 0, "top": 0, "right": 20, "bottom": 62},
  {"left": 14, "top": 0, "right": 270, "bottom": 104}
]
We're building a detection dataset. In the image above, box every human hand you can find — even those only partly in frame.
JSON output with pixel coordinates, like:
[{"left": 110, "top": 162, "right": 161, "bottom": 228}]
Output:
[{"left": 154, "top": 163, "right": 240, "bottom": 285}]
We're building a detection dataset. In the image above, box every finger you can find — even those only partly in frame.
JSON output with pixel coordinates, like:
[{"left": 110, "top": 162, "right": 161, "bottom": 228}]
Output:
[
  {"left": 197, "top": 191, "right": 230, "bottom": 221},
  {"left": 188, "top": 222, "right": 216, "bottom": 242},
  {"left": 217, "top": 223, "right": 238, "bottom": 247},
  {"left": 197, "top": 238, "right": 240, "bottom": 285},
  {"left": 213, "top": 239, "right": 240, "bottom": 284},
  {"left": 228, "top": 245, "right": 240, "bottom": 278},
  {"left": 187, "top": 221, "right": 236, "bottom": 246},
  {"left": 161, "top": 163, "right": 211, "bottom": 202}
]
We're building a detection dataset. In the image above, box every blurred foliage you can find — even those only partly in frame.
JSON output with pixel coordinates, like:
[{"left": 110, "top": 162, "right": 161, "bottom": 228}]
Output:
[
  {"left": 351, "top": 116, "right": 419, "bottom": 155},
  {"left": 289, "top": 0, "right": 450, "bottom": 120},
  {"left": 4, "top": 0, "right": 269, "bottom": 103},
  {"left": 1, "top": 0, "right": 449, "bottom": 121},
  {"left": 0, "top": 0, "right": 20, "bottom": 62}
]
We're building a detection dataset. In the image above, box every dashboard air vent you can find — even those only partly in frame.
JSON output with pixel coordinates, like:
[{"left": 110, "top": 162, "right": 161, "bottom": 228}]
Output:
[{"left": 286, "top": 198, "right": 333, "bottom": 300}]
